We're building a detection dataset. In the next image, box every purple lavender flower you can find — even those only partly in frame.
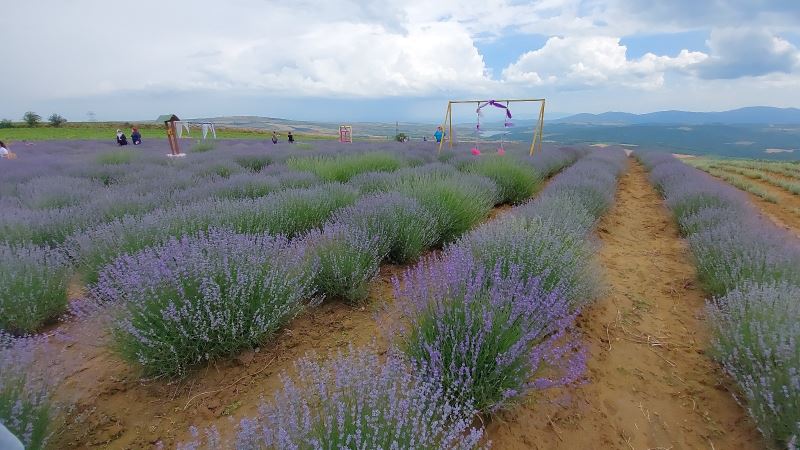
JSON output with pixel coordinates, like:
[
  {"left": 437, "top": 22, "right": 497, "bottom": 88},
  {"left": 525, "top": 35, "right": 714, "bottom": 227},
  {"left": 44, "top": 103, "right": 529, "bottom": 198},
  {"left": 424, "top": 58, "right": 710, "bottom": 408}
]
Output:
[
  {"left": 0, "top": 244, "right": 71, "bottom": 334},
  {"left": 707, "top": 283, "right": 800, "bottom": 447},
  {"left": 451, "top": 217, "right": 599, "bottom": 309},
  {"left": 328, "top": 192, "right": 440, "bottom": 264},
  {"left": 0, "top": 332, "right": 57, "bottom": 449},
  {"left": 392, "top": 249, "right": 585, "bottom": 413},
  {"left": 299, "top": 222, "right": 387, "bottom": 304},
  {"left": 92, "top": 229, "right": 316, "bottom": 377},
  {"left": 181, "top": 346, "right": 486, "bottom": 449}
]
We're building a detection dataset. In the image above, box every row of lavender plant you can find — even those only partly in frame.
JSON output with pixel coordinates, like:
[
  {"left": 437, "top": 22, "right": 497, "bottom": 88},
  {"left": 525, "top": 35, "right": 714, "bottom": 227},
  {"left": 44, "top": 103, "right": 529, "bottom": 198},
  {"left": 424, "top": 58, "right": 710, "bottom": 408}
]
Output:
[
  {"left": 0, "top": 144, "right": 572, "bottom": 445},
  {"left": 637, "top": 152, "right": 800, "bottom": 448},
  {"left": 391, "top": 149, "right": 627, "bottom": 413},
  {"left": 0, "top": 146, "right": 577, "bottom": 446},
  {"left": 89, "top": 149, "right": 580, "bottom": 377},
  {"left": 1, "top": 146, "right": 579, "bottom": 335},
  {"left": 178, "top": 148, "right": 618, "bottom": 449}
]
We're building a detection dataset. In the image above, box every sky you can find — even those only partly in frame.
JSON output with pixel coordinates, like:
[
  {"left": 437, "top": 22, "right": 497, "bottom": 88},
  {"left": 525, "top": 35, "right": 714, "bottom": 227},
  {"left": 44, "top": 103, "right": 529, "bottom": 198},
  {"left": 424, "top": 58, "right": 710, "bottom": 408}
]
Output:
[{"left": 1, "top": 0, "right": 800, "bottom": 122}]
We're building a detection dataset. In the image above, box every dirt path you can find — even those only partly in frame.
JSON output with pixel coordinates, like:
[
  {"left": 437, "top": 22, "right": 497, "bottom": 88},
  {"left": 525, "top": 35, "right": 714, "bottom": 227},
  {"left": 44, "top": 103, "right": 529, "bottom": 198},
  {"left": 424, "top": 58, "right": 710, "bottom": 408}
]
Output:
[
  {"left": 709, "top": 166, "right": 800, "bottom": 236},
  {"left": 487, "top": 160, "right": 763, "bottom": 449}
]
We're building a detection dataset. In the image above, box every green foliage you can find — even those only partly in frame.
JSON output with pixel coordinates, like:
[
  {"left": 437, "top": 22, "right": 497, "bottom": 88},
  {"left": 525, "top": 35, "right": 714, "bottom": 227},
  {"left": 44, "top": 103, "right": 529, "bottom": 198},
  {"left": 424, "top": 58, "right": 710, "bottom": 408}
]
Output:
[
  {"left": 395, "top": 177, "right": 497, "bottom": 244},
  {"left": 0, "top": 119, "right": 13, "bottom": 129},
  {"left": 395, "top": 133, "right": 408, "bottom": 142},
  {"left": 190, "top": 140, "right": 216, "bottom": 153},
  {"left": 47, "top": 114, "right": 67, "bottom": 128},
  {"left": 0, "top": 245, "right": 71, "bottom": 334},
  {"left": 308, "top": 226, "right": 385, "bottom": 304},
  {"left": 463, "top": 156, "right": 542, "bottom": 204},
  {"left": 0, "top": 363, "right": 53, "bottom": 450},
  {"left": 235, "top": 155, "right": 271, "bottom": 172},
  {"left": 96, "top": 150, "right": 136, "bottom": 165},
  {"left": 287, "top": 152, "right": 403, "bottom": 182},
  {"left": 23, "top": 111, "right": 41, "bottom": 127}
]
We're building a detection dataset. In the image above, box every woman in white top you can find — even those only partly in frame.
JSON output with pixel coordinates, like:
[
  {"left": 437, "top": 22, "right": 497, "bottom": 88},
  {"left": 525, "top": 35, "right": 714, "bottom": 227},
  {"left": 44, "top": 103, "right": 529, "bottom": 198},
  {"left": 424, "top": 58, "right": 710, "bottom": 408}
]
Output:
[{"left": 0, "top": 140, "right": 10, "bottom": 158}]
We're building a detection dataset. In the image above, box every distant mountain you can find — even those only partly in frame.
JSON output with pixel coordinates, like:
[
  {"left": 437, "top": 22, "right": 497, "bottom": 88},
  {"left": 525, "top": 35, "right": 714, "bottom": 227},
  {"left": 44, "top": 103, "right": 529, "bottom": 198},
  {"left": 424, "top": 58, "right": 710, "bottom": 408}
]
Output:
[{"left": 553, "top": 107, "right": 800, "bottom": 125}]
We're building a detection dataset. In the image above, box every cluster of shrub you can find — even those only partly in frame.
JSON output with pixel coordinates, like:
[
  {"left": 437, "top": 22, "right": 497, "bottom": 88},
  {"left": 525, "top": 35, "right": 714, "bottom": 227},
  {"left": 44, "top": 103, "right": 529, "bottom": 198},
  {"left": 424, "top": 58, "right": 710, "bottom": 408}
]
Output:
[
  {"left": 178, "top": 148, "right": 628, "bottom": 448},
  {"left": 0, "top": 111, "right": 66, "bottom": 128},
  {"left": 638, "top": 152, "right": 800, "bottom": 448},
  {"left": 0, "top": 142, "right": 584, "bottom": 448}
]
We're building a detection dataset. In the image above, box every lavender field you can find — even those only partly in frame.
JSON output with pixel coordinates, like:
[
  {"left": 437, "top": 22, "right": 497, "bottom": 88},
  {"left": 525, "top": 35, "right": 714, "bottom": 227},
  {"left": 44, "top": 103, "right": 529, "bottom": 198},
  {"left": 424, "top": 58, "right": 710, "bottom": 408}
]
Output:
[
  {"left": 1, "top": 137, "right": 795, "bottom": 449},
  {"left": 1, "top": 138, "right": 604, "bottom": 448}
]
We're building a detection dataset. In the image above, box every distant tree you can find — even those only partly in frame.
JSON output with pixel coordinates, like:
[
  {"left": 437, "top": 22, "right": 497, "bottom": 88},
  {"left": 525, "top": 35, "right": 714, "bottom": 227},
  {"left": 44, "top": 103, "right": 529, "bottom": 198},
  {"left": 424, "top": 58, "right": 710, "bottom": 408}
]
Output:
[
  {"left": 0, "top": 119, "right": 13, "bottom": 129},
  {"left": 395, "top": 133, "right": 408, "bottom": 142},
  {"left": 48, "top": 113, "right": 67, "bottom": 128},
  {"left": 23, "top": 111, "right": 41, "bottom": 127}
]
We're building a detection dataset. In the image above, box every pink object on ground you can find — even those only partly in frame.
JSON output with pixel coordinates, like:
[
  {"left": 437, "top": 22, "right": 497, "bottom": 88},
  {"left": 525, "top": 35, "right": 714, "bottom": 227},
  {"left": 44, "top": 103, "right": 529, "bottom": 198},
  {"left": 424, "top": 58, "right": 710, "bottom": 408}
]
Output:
[
  {"left": 497, "top": 148, "right": 506, "bottom": 155},
  {"left": 471, "top": 148, "right": 481, "bottom": 155}
]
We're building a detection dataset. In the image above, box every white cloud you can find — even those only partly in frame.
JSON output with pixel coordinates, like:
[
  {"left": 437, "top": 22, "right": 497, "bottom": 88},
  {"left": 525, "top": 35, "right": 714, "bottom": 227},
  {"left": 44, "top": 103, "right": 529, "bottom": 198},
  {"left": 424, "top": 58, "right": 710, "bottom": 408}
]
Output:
[
  {"left": 2, "top": 0, "right": 800, "bottom": 120},
  {"left": 502, "top": 36, "right": 707, "bottom": 89},
  {"left": 692, "top": 28, "right": 800, "bottom": 79}
]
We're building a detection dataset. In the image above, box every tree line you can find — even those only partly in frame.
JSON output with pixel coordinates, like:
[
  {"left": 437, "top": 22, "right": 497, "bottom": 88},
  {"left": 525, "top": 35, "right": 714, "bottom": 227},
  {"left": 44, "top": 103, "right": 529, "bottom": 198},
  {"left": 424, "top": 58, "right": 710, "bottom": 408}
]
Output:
[{"left": 0, "top": 112, "right": 67, "bottom": 128}]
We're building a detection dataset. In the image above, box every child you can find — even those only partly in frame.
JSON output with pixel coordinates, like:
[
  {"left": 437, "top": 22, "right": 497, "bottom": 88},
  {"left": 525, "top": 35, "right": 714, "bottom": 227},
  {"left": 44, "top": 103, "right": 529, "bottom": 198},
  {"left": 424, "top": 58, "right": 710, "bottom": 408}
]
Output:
[
  {"left": 116, "top": 129, "right": 128, "bottom": 146},
  {"left": 287, "top": 131, "right": 294, "bottom": 143},
  {"left": 433, "top": 126, "right": 444, "bottom": 143},
  {"left": 0, "top": 140, "right": 9, "bottom": 158},
  {"left": 131, "top": 127, "right": 142, "bottom": 145},
  {"left": 271, "top": 131, "right": 278, "bottom": 144}
]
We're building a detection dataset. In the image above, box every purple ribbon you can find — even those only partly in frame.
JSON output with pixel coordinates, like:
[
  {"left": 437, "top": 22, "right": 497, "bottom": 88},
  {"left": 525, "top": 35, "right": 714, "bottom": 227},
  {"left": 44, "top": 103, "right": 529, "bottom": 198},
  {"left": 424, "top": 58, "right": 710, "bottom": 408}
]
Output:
[{"left": 477, "top": 100, "right": 513, "bottom": 119}]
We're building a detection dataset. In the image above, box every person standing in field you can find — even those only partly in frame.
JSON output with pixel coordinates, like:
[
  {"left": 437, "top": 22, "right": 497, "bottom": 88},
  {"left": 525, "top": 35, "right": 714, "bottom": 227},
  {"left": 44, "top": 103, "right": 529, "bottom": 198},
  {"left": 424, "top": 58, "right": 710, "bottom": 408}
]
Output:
[
  {"left": 131, "top": 127, "right": 142, "bottom": 145},
  {"left": 271, "top": 131, "right": 278, "bottom": 144},
  {"left": 433, "top": 126, "right": 444, "bottom": 143},
  {"left": 287, "top": 131, "right": 294, "bottom": 143}
]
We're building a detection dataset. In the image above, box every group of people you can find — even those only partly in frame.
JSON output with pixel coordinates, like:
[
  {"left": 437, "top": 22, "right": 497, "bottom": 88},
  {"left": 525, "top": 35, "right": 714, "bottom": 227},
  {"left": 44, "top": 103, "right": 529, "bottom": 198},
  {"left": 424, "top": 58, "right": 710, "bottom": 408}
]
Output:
[
  {"left": 116, "top": 127, "right": 142, "bottom": 146},
  {"left": 270, "top": 131, "right": 294, "bottom": 144}
]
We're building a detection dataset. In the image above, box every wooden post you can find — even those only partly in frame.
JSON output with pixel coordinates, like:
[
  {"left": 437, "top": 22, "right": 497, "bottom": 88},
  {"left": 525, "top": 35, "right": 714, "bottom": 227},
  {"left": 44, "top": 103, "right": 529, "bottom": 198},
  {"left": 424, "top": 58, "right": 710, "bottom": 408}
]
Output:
[
  {"left": 447, "top": 102, "right": 453, "bottom": 149},
  {"left": 167, "top": 121, "right": 180, "bottom": 155},
  {"left": 437, "top": 102, "right": 451, "bottom": 154}
]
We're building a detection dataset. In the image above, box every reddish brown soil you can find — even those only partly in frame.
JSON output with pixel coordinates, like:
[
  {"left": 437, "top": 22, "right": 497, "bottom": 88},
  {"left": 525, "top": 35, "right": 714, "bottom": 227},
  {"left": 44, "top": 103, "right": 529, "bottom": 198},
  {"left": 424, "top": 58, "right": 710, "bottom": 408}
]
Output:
[
  {"left": 486, "top": 160, "right": 763, "bottom": 449},
  {"left": 710, "top": 166, "right": 800, "bottom": 236}
]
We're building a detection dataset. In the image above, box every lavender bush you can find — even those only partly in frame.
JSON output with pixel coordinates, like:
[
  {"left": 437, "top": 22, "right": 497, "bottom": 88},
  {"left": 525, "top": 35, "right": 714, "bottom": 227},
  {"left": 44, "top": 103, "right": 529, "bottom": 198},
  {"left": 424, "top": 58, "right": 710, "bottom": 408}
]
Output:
[
  {"left": 14, "top": 175, "right": 96, "bottom": 210},
  {"left": 234, "top": 154, "right": 271, "bottom": 172},
  {"left": 301, "top": 223, "right": 386, "bottom": 304},
  {"left": 453, "top": 218, "right": 598, "bottom": 308},
  {"left": 528, "top": 147, "right": 585, "bottom": 177},
  {"left": 0, "top": 333, "right": 55, "bottom": 450},
  {"left": 463, "top": 156, "right": 542, "bottom": 204},
  {"left": 69, "top": 184, "right": 358, "bottom": 283},
  {"left": 395, "top": 175, "right": 499, "bottom": 243},
  {"left": 706, "top": 283, "right": 800, "bottom": 447},
  {"left": 639, "top": 151, "right": 800, "bottom": 448},
  {"left": 393, "top": 250, "right": 584, "bottom": 413},
  {"left": 329, "top": 192, "right": 440, "bottom": 264},
  {"left": 180, "top": 346, "right": 484, "bottom": 449},
  {"left": 288, "top": 151, "right": 404, "bottom": 182},
  {"left": 93, "top": 229, "right": 315, "bottom": 377},
  {"left": 689, "top": 221, "right": 800, "bottom": 296},
  {"left": 0, "top": 244, "right": 71, "bottom": 334}
]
